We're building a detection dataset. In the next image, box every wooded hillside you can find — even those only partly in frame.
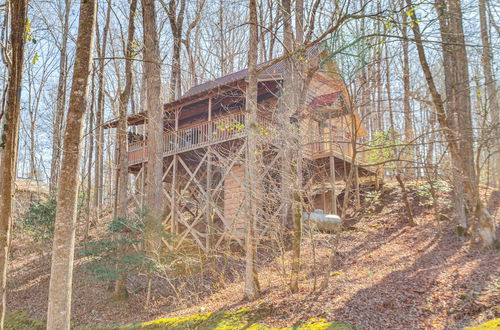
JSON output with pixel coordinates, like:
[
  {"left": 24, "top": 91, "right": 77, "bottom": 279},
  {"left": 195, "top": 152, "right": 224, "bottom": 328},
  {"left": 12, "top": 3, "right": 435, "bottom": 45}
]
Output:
[{"left": 0, "top": 0, "right": 498, "bottom": 329}]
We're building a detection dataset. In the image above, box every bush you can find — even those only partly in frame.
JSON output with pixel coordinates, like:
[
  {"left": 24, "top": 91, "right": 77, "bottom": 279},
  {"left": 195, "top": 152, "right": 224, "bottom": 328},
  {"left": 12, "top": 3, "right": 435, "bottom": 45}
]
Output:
[
  {"left": 81, "top": 209, "right": 174, "bottom": 283},
  {"left": 414, "top": 180, "right": 451, "bottom": 207},
  {"left": 4, "top": 310, "right": 45, "bottom": 330},
  {"left": 19, "top": 191, "right": 87, "bottom": 243},
  {"left": 19, "top": 198, "right": 56, "bottom": 243}
]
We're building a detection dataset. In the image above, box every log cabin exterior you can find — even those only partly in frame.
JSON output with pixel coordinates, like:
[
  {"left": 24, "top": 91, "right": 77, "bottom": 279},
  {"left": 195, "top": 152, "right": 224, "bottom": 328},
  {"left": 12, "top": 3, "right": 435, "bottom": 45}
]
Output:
[{"left": 104, "top": 44, "right": 372, "bottom": 250}]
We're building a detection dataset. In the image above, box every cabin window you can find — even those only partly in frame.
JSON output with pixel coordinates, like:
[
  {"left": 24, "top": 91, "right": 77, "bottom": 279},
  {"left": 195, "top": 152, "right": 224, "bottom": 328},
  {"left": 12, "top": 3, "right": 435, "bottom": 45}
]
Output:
[{"left": 319, "top": 121, "right": 338, "bottom": 134}]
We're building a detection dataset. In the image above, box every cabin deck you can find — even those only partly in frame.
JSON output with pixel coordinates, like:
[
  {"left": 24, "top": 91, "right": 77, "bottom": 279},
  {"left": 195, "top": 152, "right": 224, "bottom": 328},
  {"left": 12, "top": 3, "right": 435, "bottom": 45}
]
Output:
[{"left": 128, "top": 111, "right": 361, "bottom": 167}]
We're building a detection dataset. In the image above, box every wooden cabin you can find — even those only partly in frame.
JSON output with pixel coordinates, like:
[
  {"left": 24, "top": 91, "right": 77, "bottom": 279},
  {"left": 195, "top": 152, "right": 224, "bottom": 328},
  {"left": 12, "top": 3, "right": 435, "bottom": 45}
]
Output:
[{"left": 104, "top": 44, "right": 372, "bottom": 250}]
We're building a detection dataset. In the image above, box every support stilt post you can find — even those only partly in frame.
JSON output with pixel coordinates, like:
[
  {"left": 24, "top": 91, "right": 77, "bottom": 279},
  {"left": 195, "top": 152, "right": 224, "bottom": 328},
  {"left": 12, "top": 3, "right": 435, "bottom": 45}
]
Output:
[
  {"left": 171, "top": 155, "right": 177, "bottom": 234},
  {"left": 206, "top": 98, "right": 213, "bottom": 253},
  {"left": 171, "top": 108, "right": 179, "bottom": 234},
  {"left": 328, "top": 110, "right": 337, "bottom": 214},
  {"left": 140, "top": 166, "right": 145, "bottom": 208},
  {"left": 355, "top": 163, "right": 360, "bottom": 208},
  {"left": 206, "top": 148, "right": 213, "bottom": 252},
  {"left": 329, "top": 156, "right": 336, "bottom": 214}
]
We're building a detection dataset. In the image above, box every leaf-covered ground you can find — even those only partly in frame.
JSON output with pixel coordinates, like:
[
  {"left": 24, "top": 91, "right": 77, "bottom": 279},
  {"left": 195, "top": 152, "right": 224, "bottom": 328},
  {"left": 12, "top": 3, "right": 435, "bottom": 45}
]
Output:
[{"left": 7, "top": 182, "right": 500, "bottom": 329}]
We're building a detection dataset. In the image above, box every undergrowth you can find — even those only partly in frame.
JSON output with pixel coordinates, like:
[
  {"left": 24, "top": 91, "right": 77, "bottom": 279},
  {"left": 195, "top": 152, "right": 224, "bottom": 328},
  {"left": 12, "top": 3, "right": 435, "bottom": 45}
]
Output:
[
  {"left": 4, "top": 310, "right": 45, "bottom": 330},
  {"left": 6, "top": 302, "right": 499, "bottom": 329},
  {"left": 6, "top": 306, "right": 354, "bottom": 330}
]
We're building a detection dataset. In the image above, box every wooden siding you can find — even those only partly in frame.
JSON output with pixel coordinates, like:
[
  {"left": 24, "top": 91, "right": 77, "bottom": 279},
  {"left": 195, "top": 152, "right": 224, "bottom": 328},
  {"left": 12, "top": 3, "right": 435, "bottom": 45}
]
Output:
[{"left": 223, "top": 164, "right": 246, "bottom": 238}]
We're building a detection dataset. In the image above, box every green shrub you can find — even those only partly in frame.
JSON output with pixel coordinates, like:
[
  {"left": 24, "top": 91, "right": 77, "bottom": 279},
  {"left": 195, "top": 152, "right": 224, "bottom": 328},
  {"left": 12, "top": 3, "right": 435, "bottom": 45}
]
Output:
[
  {"left": 81, "top": 209, "right": 174, "bottom": 283},
  {"left": 19, "top": 198, "right": 56, "bottom": 243},
  {"left": 364, "top": 191, "right": 381, "bottom": 206},
  {"left": 20, "top": 191, "right": 87, "bottom": 243},
  {"left": 414, "top": 180, "right": 451, "bottom": 207},
  {"left": 367, "top": 129, "right": 403, "bottom": 166},
  {"left": 4, "top": 310, "right": 45, "bottom": 330}
]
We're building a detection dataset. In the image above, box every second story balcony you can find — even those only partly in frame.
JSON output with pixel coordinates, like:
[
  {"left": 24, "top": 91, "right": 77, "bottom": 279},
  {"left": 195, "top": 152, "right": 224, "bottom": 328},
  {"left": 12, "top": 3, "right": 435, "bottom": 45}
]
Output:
[
  {"left": 128, "top": 112, "right": 275, "bottom": 165},
  {"left": 127, "top": 111, "right": 357, "bottom": 166}
]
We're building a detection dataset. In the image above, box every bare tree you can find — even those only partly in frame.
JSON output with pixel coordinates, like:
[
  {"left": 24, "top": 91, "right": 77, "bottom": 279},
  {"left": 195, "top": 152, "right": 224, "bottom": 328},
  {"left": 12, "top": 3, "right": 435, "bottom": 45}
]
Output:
[
  {"left": 181, "top": 0, "right": 204, "bottom": 89},
  {"left": 244, "top": 0, "right": 260, "bottom": 301},
  {"left": 49, "top": 0, "right": 71, "bottom": 194},
  {"left": 0, "top": 1, "right": 28, "bottom": 327},
  {"left": 478, "top": 0, "right": 499, "bottom": 188},
  {"left": 162, "top": 0, "right": 186, "bottom": 101},
  {"left": 406, "top": 0, "right": 497, "bottom": 247},
  {"left": 46, "top": 0, "right": 97, "bottom": 328},
  {"left": 401, "top": 0, "right": 413, "bottom": 175},
  {"left": 94, "top": 0, "right": 112, "bottom": 221},
  {"left": 142, "top": 0, "right": 165, "bottom": 258},
  {"left": 113, "top": 0, "right": 138, "bottom": 301}
]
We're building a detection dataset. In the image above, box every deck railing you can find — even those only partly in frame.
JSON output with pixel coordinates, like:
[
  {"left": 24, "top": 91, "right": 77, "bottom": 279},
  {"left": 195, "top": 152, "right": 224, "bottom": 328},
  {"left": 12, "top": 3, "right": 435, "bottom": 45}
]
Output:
[
  {"left": 128, "top": 112, "right": 355, "bottom": 165},
  {"left": 304, "top": 133, "right": 352, "bottom": 159},
  {"left": 128, "top": 112, "right": 272, "bottom": 165}
]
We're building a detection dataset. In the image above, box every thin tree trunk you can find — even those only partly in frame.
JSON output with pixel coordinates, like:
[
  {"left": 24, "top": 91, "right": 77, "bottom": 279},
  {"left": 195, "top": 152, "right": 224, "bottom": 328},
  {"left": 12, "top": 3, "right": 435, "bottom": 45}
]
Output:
[
  {"left": 50, "top": 0, "right": 71, "bottom": 194},
  {"left": 114, "top": 0, "right": 138, "bottom": 301},
  {"left": 164, "top": 0, "right": 186, "bottom": 101},
  {"left": 142, "top": 0, "right": 165, "bottom": 260},
  {"left": 479, "top": 0, "right": 499, "bottom": 188},
  {"left": 396, "top": 174, "right": 416, "bottom": 226},
  {"left": 46, "top": 1, "right": 97, "bottom": 328},
  {"left": 218, "top": 0, "right": 226, "bottom": 76},
  {"left": 85, "top": 69, "right": 96, "bottom": 239},
  {"left": 244, "top": 0, "right": 260, "bottom": 301},
  {"left": 401, "top": 1, "right": 413, "bottom": 176},
  {"left": 0, "top": 1, "right": 28, "bottom": 327},
  {"left": 94, "top": 0, "right": 112, "bottom": 222}
]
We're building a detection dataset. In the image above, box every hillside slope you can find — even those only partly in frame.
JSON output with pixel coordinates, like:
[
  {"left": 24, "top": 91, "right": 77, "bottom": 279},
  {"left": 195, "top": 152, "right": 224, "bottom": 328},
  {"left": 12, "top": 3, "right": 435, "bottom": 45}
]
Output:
[{"left": 7, "top": 181, "right": 500, "bottom": 329}]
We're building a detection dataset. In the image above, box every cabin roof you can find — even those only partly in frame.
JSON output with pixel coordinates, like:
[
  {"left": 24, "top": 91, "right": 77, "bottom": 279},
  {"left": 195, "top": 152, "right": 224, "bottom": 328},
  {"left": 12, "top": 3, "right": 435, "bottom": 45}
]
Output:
[
  {"left": 103, "top": 43, "right": 325, "bottom": 129},
  {"left": 183, "top": 43, "right": 323, "bottom": 97},
  {"left": 309, "top": 91, "right": 342, "bottom": 108}
]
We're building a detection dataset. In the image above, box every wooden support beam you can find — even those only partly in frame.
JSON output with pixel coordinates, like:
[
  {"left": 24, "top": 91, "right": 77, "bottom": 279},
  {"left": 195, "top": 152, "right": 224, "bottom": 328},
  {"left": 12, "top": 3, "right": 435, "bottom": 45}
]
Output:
[
  {"left": 171, "top": 155, "right": 178, "bottom": 233},
  {"left": 208, "top": 97, "right": 212, "bottom": 121},
  {"left": 175, "top": 108, "right": 179, "bottom": 130},
  {"left": 206, "top": 147, "right": 213, "bottom": 252},
  {"left": 206, "top": 96, "right": 213, "bottom": 252},
  {"left": 140, "top": 165, "right": 145, "bottom": 207},
  {"left": 328, "top": 110, "right": 337, "bottom": 214}
]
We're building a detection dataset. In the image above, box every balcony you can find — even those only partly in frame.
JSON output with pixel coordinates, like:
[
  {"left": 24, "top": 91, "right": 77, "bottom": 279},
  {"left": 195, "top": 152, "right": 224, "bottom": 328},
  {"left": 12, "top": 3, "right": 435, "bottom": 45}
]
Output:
[
  {"left": 127, "top": 111, "right": 355, "bottom": 166},
  {"left": 305, "top": 134, "right": 353, "bottom": 160},
  {"left": 128, "top": 112, "right": 275, "bottom": 165}
]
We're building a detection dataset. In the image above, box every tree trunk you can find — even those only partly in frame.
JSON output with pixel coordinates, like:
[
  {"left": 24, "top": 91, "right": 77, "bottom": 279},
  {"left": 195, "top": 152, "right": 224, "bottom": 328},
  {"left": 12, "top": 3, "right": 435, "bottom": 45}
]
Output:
[
  {"left": 85, "top": 70, "right": 96, "bottom": 239},
  {"left": 46, "top": 1, "right": 97, "bottom": 328},
  {"left": 50, "top": 0, "right": 71, "bottom": 194},
  {"left": 142, "top": 0, "right": 165, "bottom": 259},
  {"left": 94, "top": 0, "right": 112, "bottom": 222},
  {"left": 244, "top": 0, "right": 260, "bottom": 301},
  {"left": 0, "top": 1, "right": 28, "bottom": 327},
  {"left": 435, "top": 0, "right": 496, "bottom": 246},
  {"left": 401, "top": 1, "right": 413, "bottom": 176},
  {"left": 407, "top": 0, "right": 497, "bottom": 247},
  {"left": 478, "top": 0, "right": 499, "bottom": 188},
  {"left": 113, "top": 0, "right": 137, "bottom": 301},
  {"left": 165, "top": 0, "right": 186, "bottom": 102}
]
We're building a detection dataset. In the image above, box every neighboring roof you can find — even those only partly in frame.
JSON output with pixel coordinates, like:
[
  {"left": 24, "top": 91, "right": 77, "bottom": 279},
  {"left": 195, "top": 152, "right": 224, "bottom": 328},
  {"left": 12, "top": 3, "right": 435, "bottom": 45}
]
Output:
[{"left": 103, "top": 43, "right": 326, "bottom": 129}]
